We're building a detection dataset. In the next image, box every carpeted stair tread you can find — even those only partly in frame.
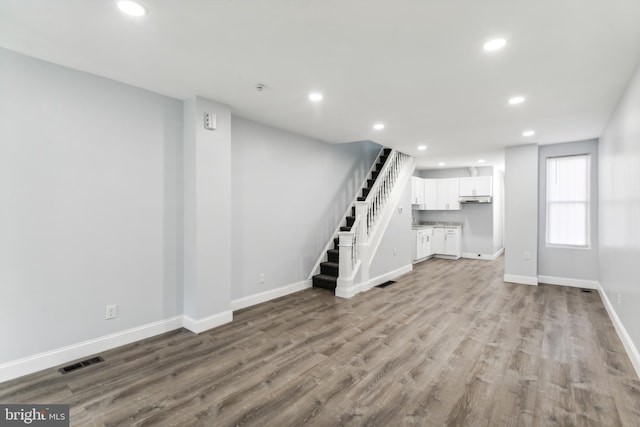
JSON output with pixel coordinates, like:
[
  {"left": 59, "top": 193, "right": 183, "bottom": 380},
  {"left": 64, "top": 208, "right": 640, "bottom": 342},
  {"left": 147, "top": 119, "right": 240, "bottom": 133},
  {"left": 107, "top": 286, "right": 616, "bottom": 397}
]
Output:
[
  {"left": 313, "top": 274, "right": 337, "bottom": 290},
  {"left": 320, "top": 261, "right": 339, "bottom": 276}
]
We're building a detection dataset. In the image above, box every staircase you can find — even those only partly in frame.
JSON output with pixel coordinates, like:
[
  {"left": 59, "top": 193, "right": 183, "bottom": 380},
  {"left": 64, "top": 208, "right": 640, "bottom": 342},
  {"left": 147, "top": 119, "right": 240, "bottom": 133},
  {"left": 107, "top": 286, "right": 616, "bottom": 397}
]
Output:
[{"left": 312, "top": 148, "right": 393, "bottom": 292}]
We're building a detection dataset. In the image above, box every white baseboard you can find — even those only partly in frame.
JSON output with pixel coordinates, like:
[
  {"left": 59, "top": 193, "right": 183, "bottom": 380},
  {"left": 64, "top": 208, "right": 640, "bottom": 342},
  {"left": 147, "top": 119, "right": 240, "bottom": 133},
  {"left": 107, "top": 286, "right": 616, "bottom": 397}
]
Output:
[
  {"left": 538, "top": 275, "right": 599, "bottom": 289},
  {"left": 366, "top": 264, "right": 413, "bottom": 289},
  {"left": 182, "top": 310, "right": 233, "bottom": 334},
  {"left": 0, "top": 315, "right": 183, "bottom": 383},
  {"left": 462, "top": 248, "right": 504, "bottom": 261},
  {"left": 336, "top": 264, "right": 413, "bottom": 299},
  {"left": 231, "top": 280, "right": 312, "bottom": 311},
  {"left": 504, "top": 274, "right": 538, "bottom": 286},
  {"left": 596, "top": 284, "right": 640, "bottom": 379}
]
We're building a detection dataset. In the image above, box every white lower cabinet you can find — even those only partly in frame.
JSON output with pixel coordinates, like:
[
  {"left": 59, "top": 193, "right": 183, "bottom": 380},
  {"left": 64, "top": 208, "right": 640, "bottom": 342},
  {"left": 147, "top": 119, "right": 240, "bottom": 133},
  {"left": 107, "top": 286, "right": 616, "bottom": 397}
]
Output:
[
  {"left": 432, "top": 227, "right": 461, "bottom": 259},
  {"left": 413, "top": 228, "right": 433, "bottom": 262},
  {"left": 443, "top": 228, "right": 462, "bottom": 258},
  {"left": 414, "top": 226, "right": 462, "bottom": 262},
  {"left": 432, "top": 228, "right": 445, "bottom": 255}
]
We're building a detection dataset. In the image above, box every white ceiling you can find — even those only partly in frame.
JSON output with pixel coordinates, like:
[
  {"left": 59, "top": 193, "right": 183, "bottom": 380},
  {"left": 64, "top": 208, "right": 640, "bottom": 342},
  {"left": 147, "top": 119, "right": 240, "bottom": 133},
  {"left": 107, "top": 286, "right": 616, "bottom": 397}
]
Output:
[{"left": 2, "top": 0, "right": 640, "bottom": 169}]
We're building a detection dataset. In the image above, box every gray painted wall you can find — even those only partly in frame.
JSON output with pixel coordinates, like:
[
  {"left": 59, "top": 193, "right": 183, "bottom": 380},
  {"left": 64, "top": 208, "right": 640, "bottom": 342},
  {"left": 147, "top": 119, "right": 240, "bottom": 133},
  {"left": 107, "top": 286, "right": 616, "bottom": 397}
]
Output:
[
  {"left": 183, "top": 97, "right": 232, "bottom": 319},
  {"left": 415, "top": 167, "right": 496, "bottom": 255},
  {"left": 0, "top": 48, "right": 183, "bottom": 362},
  {"left": 504, "top": 144, "right": 539, "bottom": 281},
  {"left": 538, "top": 140, "right": 599, "bottom": 281},
  {"left": 492, "top": 168, "right": 505, "bottom": 253},
  {"left": 230, "top": 117, "right": 380, "bottom": 300},
  {"left": 369, "top": 179, "right": 413, "bottom": 277},
  {"left": 599, "top": 61, "right": 640, "bottom": 353}
]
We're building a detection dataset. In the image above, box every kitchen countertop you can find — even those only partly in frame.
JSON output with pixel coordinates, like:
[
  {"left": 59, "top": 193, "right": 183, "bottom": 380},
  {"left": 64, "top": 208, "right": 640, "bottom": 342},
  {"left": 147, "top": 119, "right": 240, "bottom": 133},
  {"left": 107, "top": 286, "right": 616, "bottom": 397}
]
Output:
[{"left": 412, "top": 222, "right": 463, "bottom": 230}]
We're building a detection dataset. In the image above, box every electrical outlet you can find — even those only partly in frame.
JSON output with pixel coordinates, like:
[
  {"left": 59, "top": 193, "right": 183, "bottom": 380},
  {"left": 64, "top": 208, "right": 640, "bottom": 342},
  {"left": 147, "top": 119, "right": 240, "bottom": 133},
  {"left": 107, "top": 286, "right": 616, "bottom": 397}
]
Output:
[
  {"left": 617, "top": 294, "right": 622, "bottom": 305},
  {"left": 393, "top": 248, "right": 397, "bottom": 255},
  {"left": 259, "top": 273, "right": 265, "bottom": 284},
  {"left": 523, "top": 252, "right": 531, "bottom": 260},
  {"left": 105, "top": 304, "right": 117, "bottom": 320}
]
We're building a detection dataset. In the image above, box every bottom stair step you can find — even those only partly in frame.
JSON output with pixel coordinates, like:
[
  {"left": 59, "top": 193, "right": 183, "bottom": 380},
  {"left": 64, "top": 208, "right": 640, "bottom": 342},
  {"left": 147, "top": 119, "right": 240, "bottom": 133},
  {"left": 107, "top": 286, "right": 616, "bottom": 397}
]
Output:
[{"left": 313, "top": 274, "right": 337, "bottom": 291}]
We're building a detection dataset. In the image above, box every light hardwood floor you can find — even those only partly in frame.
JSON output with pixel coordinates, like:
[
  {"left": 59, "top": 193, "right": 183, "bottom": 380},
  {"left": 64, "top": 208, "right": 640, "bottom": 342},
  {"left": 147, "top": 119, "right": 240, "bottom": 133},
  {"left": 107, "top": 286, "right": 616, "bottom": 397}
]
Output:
[{"left": 2, "top": 257, "right": 639, "bottom": 426}]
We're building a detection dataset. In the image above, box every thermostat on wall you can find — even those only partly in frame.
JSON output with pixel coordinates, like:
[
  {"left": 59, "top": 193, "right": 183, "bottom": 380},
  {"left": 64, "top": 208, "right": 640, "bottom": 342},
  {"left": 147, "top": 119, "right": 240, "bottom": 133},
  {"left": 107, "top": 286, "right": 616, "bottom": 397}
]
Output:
[{"left": 204, "top": 112, "right": 216, "bottom": 130}]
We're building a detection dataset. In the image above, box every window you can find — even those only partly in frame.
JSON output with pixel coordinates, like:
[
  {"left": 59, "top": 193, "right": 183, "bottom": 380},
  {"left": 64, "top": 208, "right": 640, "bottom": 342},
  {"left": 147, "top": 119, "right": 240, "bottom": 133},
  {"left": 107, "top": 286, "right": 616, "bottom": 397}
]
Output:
[{"left": 546, "top": 154, "right": 590, "bottom": 247}]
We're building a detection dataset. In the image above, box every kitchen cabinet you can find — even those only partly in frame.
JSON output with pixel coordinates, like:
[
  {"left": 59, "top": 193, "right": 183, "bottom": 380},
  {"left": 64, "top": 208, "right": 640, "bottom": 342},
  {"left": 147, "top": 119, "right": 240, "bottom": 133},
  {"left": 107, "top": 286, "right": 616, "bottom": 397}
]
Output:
[
  {"left": 431, "top": 227, "right": 462, "bottom": 259},
  {"left": 413, "top": 228, "right": 433, "bottom": 262},
  {"left": 432, "top": 228, "right": 445, "bottom": 254},
  {"left": 459, "top": 176, "right": 492, "bottom": 197},
  {"left": 442, "top": 228, "right": 462, "bottom": 258},
  {"left": 423, "top": 179, "right": 438, "bottom": 210},
  {"left": 411, "top": 177, "right": 424, "bottom": 205},
  {"left": 436, "top": 178, "right": 460, "bottom": 210}
]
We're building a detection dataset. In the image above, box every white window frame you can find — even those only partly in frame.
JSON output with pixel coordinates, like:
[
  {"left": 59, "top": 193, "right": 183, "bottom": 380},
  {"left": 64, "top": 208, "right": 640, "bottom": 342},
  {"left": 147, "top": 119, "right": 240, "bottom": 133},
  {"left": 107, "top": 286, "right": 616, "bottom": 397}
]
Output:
[{"left": 545, "top": 154, "right": 591, "bottom": 249}]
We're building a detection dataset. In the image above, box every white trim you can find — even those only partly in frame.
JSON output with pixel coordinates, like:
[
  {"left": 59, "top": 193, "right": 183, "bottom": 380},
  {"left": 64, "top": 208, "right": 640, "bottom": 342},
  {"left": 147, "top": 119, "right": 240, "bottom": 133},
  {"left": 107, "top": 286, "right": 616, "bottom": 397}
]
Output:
[
  {"left": 367, "top": 264, "right": 413, "bottom": 288},
  {"left": 336, "top": 264, "right": 413, "bottom": 299},
  {"left": 182, "top": 311, "right": 233, "bottom": 334},
  {"left": 503, "top": 274, "right": 538, "bottom": 286},
  {"left": 231, "top": 280, "right": 312, "bottom": 311},
  {"left": 0, "top": 316, "right": 183, "bottom": 383},
  {"left": 597, "top": 284, "right": 640, "bottom": 379},
  {"left": 413, "top": 255, "right": 434, "bottom": 264},
  {"left": 462, "top": 247, "right": 504, "bottom": 261},
  {"left": 538, "top": 275, "right": 598, "bottom": 289}
]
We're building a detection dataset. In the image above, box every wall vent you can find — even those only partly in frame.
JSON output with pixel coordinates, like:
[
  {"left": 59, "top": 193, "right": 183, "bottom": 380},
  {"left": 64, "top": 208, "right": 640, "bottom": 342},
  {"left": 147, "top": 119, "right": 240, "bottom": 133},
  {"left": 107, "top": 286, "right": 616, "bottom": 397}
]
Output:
[{"left": 59, "top": 356, "right": 105, "bottom": 374}]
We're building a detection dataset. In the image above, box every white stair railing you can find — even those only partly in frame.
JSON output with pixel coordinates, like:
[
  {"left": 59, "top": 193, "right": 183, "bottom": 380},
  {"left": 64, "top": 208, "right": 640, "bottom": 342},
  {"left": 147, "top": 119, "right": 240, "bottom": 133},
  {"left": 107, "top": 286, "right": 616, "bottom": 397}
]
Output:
[
  {"left": 308, "top": 147, "right": 389, "bottom": 280},
  {"left": 336, "top": 150, "right": 412, "bottom": 296}
]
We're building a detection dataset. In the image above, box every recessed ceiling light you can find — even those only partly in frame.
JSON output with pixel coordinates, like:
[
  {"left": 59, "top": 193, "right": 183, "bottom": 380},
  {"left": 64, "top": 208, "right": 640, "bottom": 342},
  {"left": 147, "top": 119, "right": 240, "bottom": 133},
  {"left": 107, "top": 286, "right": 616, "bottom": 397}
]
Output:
[
  {"left": 417, "top": 145, "right": 427, "bottom": 151},
  {"left": 117, "top": 1, "right": 147, "bottom": 16},
  {"left": 373, "top": 123, "right": 385, "bottom": 130},
  {"left": 522, "top": 130, "right": 535, "bottom": 137},
  {"left": 308, "top": 92, "right": 323, "bottom": 101},
  {"left": 478, "top": 159, "right": 486, "bottom": 163},
  {"left": 508, "top": 96, "right": 525, "bottom": 105},
  {"left": 438, "top": 162, "right": 446, "bottom": 166},
  {"left": 483, "top": 38, "right": 507, "bottom": 52}
]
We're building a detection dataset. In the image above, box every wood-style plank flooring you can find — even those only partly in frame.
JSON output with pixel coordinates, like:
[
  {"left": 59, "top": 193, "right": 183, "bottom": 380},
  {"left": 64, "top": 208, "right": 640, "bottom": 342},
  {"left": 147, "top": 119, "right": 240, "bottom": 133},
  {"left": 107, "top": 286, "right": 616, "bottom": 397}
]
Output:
[{"left": 2, "top": 257, "right": 639, "bottom": 426}]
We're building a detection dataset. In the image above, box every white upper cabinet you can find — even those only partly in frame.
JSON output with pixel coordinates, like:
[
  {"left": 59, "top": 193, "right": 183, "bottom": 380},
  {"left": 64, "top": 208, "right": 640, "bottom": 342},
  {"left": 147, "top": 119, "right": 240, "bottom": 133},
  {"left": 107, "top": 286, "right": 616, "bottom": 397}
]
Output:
[
  {"left": 411, "top": 176, "right": 425, "bottom": 205},
  {"left": 436, "top": 178, "right": 460, "bottom": 210},
  {"left": 459, "top": 176, "right": 492, "bottom": 197},
  {"left": 423, "top": 179, "right": 438, "bottom": 210}
]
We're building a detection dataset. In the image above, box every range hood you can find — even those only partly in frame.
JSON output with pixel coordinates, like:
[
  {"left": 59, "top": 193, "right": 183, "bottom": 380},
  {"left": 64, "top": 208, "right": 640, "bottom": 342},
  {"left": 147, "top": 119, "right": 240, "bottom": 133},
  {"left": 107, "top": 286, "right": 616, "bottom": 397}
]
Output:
[{"left": 459, "top": 196, "right": 492, "bottom": 204}]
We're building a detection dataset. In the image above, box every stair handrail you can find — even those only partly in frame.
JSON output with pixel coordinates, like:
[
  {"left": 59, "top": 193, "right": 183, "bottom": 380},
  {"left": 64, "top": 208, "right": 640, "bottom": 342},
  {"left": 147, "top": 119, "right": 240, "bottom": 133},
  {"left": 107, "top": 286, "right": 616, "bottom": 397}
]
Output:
[
  {"left": 362, "top": 150, "right": 411, "bottom": 240},
  {"left": 338, "top": 150, "right": 411, "bottom": 282},
  {"left": 307, "top": 146, "right": 388, "bottom": 280}
]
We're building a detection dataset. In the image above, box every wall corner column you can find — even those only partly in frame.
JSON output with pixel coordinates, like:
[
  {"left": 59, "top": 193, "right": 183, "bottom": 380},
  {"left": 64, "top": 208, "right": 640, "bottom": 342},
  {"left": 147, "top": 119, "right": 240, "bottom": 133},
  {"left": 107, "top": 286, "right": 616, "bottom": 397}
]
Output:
[
  {"left": 182, "top": 96, "right": 233, "bottom": 332},
  {"left": 504, "top": 144, "right": 539, "bottom": 286}
]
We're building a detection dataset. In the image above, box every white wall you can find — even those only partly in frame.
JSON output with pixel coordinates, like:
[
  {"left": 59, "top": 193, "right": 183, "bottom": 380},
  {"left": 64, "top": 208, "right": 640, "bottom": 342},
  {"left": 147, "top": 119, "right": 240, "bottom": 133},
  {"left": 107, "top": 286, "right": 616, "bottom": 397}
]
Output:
[
  {"left": 369, "top": 180, "right": 413, "bottom": 277},
  {"left": 0, "top": 48, "right": 183, "bottom": 363},
  {"left": 492, "top": 168, "right": 504, "bottom": 253},
  {"left": 538, "top": 140, "right": 599, "bottom": 281},
  {"left": 230, "top": 117, "right": 380, "bottom": 300},
  {"left": 415, "top": 166, "right": 496, "bottom": 255},
  {"left": 599, "top": 61, "right": 640, "bottom": 356},
  {"left": 504, "top": 144, "right": 538, "bottom": 284}
]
